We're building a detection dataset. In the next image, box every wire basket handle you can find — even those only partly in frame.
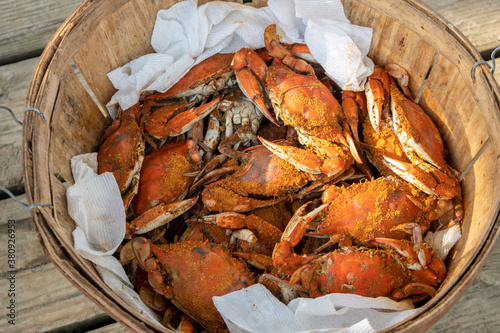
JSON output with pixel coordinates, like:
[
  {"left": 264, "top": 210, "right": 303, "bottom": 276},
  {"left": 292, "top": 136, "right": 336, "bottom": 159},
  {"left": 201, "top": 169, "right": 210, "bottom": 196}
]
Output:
[
  {"left": 0, "top": 105, "right": 46, "bottom": 125},
  {"left": 0, "top": 186, "right": 52, "bottom": 214},
  {"left": 1, "top": 104, "right": 51, "bottom": 213},
  {"left": 471, "top": 46, "right": 500, "bottom": 82}
]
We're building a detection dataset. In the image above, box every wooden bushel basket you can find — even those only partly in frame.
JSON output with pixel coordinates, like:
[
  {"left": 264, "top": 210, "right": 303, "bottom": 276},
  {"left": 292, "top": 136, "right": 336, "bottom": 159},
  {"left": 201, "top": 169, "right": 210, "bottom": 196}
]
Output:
[{"left": 23, "top": 0, "right": 500, "bottom": 331}]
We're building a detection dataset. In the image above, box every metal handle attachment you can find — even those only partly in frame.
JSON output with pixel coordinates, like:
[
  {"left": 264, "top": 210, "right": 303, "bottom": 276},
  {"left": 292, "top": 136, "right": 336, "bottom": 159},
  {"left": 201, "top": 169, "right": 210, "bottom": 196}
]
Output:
[
  {"left": 0, "top": 186, "right": 52, "bottom": 214},
  {"left": 1, "top": 105, "right": 50, "bottom": 213},
  {"left": 471, "top": 46, "right": 500, "bottom": 82},
  {"left": 0, "top": 105, "right": 46, "bottom": 125}
]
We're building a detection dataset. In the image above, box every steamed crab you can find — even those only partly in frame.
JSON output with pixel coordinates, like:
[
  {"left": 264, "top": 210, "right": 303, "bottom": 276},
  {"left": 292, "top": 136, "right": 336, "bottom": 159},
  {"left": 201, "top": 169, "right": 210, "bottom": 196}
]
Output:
[
  {"left": 312, "top": 176, "right": 441, "bottom": 245},
  {"left": 201, "top": 143, "right": 311, "bottom": 213},
  {"left": 271, "top": 202, "right": 445, "bottom": 301},
  {"left": 98, "top": 102, "right": 145, "bottom": 210},
  {"left": 361, "top": 64, "right": 461, "bottom": 199},
  {"left": 140, "top": 53, "right": 264, "bottom": 155},
  {"left": 128, "top": 237, "right": 254, "bottom": 332},
  {"left": 140, "top": 52, "right": 236, "bottom": 144},
  {"left": 125, "top": 140, "right": 201, "bottom": 236},
  {"left": 232, "top": 24, "right": 361, "bottom": 178}
]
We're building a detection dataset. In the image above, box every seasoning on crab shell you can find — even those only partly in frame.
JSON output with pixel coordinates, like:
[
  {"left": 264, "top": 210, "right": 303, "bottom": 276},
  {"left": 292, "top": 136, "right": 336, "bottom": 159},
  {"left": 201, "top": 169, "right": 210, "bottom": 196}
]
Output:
[
  {"left": 97, "top": 103, "right": 145, "bottom": 195},
  {"left": 202, "top": 145, "right": 310, "bottom": 212},
  {"left": 134, "top": 141, "right": 199, "bottom": 215},
  {"left": 147, "top": 241, "right": 254, "bottom": 332},
  {"left": 317, "top": 177, "right": 436, "bottom": 243},
  {"left": 311, "top": 247, "right": 412, "bottom": 298}
]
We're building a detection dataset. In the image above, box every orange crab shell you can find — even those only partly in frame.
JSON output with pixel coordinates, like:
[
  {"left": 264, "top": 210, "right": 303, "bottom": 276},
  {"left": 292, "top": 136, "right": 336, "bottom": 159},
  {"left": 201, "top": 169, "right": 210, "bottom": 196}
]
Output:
[
  {"left": 142, "top": 53, "right": 234, "bottom": 101},
  {"left": 134, "top": 141, "right": 198, "bottom": 215},
  {"left": 305, "top": 247, "right": 412, "bottom": 298},
  {"left": 149, "top": 241, "right": 254, "bottom": 332},
  {"left": 318, "top": 177, "right": 435, "bottom": 243},
  {"left": 202, "top": 145, "right": 310, "bottom": 212},
  {"left": 266, "top": 64, "right": 343, "bottom": 128},
  {"left": 97, "top": 103, "right": 144, "bottom": 193}
]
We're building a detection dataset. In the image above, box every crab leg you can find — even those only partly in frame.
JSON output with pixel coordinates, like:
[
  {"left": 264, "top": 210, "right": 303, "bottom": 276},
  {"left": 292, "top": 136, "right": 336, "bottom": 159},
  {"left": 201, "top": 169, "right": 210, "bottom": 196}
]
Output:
[
  {"left": 143, "top": 101, "right": 196, "bottom": 139},
  {"left": 127, "top": 197, "right": 199, "bottom": 236},
  {"left": 200, "top": 212, "right": 282, "bottom": 250},
  {"left": 232, "top": 252, "right": 274, "bottom": 271},
  {"left": 366, "top": 238, "right": 423, "bottom": 270},
  {"left": 391, "top": 283, "right": 437, "bottom": 301},
  {"left": 273, "top": 202, "right": 329, "bottom": 270},
  {"left": 201, "top": 184, "right": 285, "bottom": 212},
  {"left": 341, "top": 90, "right": 364, "bottom": 141},
  {"left": 284, "top": 43, "right": 317, "bottom": 64},
  {"left": 233, "top": 48, "right": 279, "bottom": 126},
  {"left": 159, "top": 97, "right": 222, "bottom": 138},
  {"left": 141, "top": 53, "right": 235, "bottom": 101},
  {"left": 219, "top": 124, "right": 258, "bottom": 160}
]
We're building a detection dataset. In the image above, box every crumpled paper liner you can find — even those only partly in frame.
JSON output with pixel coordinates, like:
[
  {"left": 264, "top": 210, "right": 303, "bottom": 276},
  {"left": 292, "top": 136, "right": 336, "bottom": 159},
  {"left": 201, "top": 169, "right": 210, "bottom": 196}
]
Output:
[
  {"left": 106, "top": 0, "right": 374, "bottom": 116},
  {"left": 213, "top": 284, "right": 418, "bottom": 333},
  {"left": 424, "top": 224, "right": 462, "bottom": 261},
  {"left": 66, "top": 153, "right": 164, "bottom": 328}
]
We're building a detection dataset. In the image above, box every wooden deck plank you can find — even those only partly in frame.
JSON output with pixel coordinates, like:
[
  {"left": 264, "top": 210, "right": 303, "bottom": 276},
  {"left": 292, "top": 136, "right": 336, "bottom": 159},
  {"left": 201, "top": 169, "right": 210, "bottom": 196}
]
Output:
[
  {"left": 0, "top": 217, "right": 51, "bottom": 275},
  {"left": 0, "top": 0, "right": 82, "bottom": 65},
  {"left": 0, "top": 263, "right": 111, "bottom": 332},
  {"left": 0, "top": 58, "right": 40, "bottom": 193},
  {"left": 0, "top": 194, "right": 30, "bottom": 225},
  {"left": 420, "top": 0, "right": 500, "bottom": 54}
]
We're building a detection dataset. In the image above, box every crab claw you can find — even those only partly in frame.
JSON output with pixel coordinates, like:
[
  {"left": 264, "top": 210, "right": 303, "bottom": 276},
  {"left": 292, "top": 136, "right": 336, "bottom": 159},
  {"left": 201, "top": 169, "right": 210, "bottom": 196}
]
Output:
[
  {"left": 367, "top": 238, "right": 423, "bottom": 270},
  {"left": 233, "top": 48, "right": 280, "bottom": 126},
  {"left": 122, "top": 237, "right": 151, "bottom": 268},
  {"left": 147, "top": 97, "right": 221, "bottom": 139},
  {"left": 259, "top": 137, "right": 323, "bottom": 174},
  {"left": 264, "top": 24, "right": 316, "bottom": 77},
  {"left": 120, "top": 237, "right": 151, "bottom": 265},
  {"left": 365, "top": 67, "right": 391, "bottom": 132},
  {"left": 341, "top": 91, "right": 364, "bottom": 142},
  {"left": 391, "top": 283, "right": 437, "bottom": 300},
  {"left": 199, "top": 212, "right": 282, "bottom": 250},
  {"left": 383, "top": 155, "right": 460, "bottom": 199},
  {"left": 273, "top": 202, "right": 329, "bottom": 270},
  {"left": 385, "top": 63, "right": 413, "bottom": 100}
]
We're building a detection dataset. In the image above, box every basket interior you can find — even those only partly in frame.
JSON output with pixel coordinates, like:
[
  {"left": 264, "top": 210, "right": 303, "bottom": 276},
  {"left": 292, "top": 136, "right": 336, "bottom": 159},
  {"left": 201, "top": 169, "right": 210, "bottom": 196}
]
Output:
[{"left": 24, "top": 0, "right": 500, "bottom": 331}]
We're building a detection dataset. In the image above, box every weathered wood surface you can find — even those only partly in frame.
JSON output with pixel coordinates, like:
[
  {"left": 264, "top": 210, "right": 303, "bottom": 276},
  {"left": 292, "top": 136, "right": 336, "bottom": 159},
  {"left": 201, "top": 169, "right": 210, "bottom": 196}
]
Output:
[
  {"left": 0, "top": 0, "right": 82, "bottom": 66},
  {"left": 0, "top": 0, "right": 499, "bottom": 332},
  {"left": 420, "top": 0, "right": 500, "bottom": 55}
]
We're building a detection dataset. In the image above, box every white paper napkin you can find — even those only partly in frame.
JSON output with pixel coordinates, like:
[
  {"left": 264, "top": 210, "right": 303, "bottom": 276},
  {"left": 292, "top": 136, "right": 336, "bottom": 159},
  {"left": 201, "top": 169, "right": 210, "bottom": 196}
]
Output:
[
  {"left": 424, "top": 224, "right": 462, "bottom": 261},
  {"left": 67, "top": 153, "right": 163, "bottom": 327},
  {"left": 106, "top": 0, "right": 373, "bottom": 115},
  {"left": 213, "top": 284, "right": 418, "bottom": 333}
]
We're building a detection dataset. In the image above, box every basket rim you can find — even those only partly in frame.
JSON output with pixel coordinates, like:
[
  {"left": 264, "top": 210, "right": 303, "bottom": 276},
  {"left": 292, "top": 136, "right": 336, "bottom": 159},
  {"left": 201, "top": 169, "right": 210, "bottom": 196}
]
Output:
[{"left": 22, "top": 0, "right": 500, "bottom": 332}]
